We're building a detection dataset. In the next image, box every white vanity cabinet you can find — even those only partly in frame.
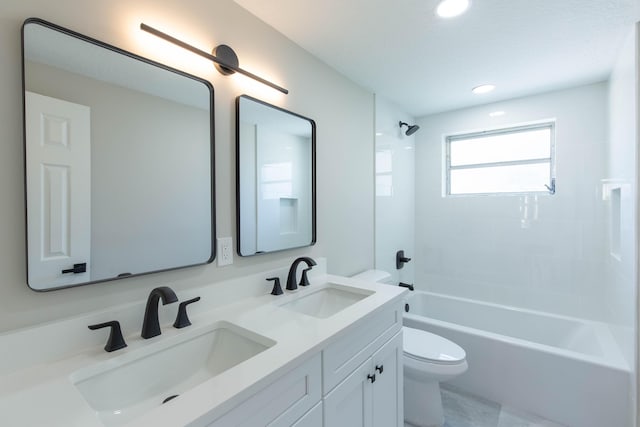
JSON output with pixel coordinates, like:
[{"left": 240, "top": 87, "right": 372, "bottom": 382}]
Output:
[
  {"left": 202, "top": 301, "right": 404, "bottom": 427},
  {"left": 0, "top": 271, "right": 408, "bottom": 427}
]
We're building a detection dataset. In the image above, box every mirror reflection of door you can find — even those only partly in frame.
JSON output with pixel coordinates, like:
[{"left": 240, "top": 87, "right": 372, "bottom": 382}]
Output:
[{"left": 25, "top": 91, "right": 91, "bottom": 289}]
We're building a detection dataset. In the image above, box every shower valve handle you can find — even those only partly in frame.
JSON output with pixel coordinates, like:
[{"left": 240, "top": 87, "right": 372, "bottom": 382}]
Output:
[{"left": 396, "top": 250, "right": 411, "bottom": 269}]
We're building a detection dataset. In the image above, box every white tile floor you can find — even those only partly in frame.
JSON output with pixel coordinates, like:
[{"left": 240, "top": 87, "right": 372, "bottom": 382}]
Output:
[{"left": 406, "top": 385, "right": 567, "bottom": 427}]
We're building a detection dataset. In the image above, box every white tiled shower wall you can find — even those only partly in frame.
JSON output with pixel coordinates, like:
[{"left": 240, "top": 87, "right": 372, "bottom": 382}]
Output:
[
  {"left": 606, "top": 26, "right": 638, "bottom": 422},
  {"left": 415, "top": 82, "right": 609, "bottom": 321},
  {"left": 606, "top": 26, "right": 638, "bottom": 367}
]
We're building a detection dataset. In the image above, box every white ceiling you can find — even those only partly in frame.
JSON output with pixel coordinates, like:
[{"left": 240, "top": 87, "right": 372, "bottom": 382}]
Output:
[{"left": 234, "top": 0, "right": 639, "bottom": 116}]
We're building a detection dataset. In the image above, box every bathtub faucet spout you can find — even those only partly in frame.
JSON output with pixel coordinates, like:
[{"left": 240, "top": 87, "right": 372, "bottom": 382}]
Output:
[{"left": 399, "top": 282, "right": 414, "bottom": 291}]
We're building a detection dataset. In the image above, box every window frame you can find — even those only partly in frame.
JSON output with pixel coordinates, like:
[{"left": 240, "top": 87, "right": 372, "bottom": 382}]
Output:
[{"left": 444, "top": 121, "right": 556, "bottom": 197}]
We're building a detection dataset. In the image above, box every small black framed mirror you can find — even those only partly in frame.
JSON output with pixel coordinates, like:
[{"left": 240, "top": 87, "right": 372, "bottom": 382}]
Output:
[{"left": 236, "top": 95, "right": 316, "bottom": 256}]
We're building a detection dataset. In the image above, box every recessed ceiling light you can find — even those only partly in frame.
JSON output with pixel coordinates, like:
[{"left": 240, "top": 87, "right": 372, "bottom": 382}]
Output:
[
  {"left": 436, "top": 0, "right": 471, "bottom": 18},
  {"left": 489, "top": 111, "right": 505, "bottom": 117},
  {"left": 472, "top": 84, "right": 495, "bottom": 94}
]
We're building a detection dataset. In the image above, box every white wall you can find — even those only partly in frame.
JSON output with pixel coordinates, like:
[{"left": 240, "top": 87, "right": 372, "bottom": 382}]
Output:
[
  {"left": 0, "top": 0, "right": 374, "bottom": 332},
  {"left": 415, "top": 83, "right": 609, "bottom": 321},
  {"left": 375, "top": 95, "right": 415, "bottom": 284},
  {"left": 607, "top": 26, "right": 638, "bottom": 372}
]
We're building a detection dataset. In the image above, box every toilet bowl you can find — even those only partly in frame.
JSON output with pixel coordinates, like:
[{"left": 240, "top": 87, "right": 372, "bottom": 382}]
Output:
[
  {"left": 403, "top": 326, "right": 467, "bottom": 427},
  {"left": 350, "top": 270, "right": 468, "bottom": 427}
]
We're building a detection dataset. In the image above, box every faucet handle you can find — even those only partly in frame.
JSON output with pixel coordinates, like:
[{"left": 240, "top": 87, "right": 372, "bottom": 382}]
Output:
[
  {"left": 88, "top": 320, "right": 127, "bottom": 352},
  {"left": 267, "top": 277, "right": 283, "bottom": 295},
  {"left": 173, "top": 297, "right": 201, "bottom": 329},
  {"left": 299, "top": 267, "right": 312, "bottom": 287}
]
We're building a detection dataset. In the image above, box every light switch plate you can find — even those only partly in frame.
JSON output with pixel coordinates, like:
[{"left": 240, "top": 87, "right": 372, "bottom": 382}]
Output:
[{"left": 217, "top": 237, "right": 233, "bottom": 266}]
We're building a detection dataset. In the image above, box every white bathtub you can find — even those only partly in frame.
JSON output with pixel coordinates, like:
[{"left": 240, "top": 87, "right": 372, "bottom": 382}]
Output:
[{"left": 403, "top": 291, "right": 632, "bottom": 427}]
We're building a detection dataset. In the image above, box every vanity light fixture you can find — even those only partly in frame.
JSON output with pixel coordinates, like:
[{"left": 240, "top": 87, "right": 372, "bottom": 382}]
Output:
[
  {"left": 472, "top": 84, "right": 495, "bottom": 94},
  {"left": 140, "top": 23, "right": 288, "bottom": 94},
  {"left": 436, "top": 0, "right": 471, "bottom": 18}
]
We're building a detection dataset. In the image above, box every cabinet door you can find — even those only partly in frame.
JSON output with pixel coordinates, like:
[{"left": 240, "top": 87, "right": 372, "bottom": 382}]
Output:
[
  {"left": 324, "top": 361, "right": 373, "bottom": 427},
  {"left": 371, "top": 332, "right": 403, "bottom": 427}
]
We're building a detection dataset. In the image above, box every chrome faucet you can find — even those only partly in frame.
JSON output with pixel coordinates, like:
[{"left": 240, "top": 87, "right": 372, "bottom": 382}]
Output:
[
  {"left": 286, "top": 257, "right": 317, "bottom": 291},
  {"left": 141, "top": 286, "right": 178, "bottom": 339}
]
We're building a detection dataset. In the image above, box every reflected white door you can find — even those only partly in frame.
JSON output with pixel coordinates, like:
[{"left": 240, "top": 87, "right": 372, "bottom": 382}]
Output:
[{"left": 25, "top": 91, "right": 91, "bottom": 290}]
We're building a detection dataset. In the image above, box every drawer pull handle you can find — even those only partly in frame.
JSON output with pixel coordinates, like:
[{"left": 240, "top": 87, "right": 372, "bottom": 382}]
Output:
[
  {"left": 367, "top": 373, "right": 376, "bottom": 383},
  {"left": 375, "top": 364, "right": 384, "bottom": 374}
]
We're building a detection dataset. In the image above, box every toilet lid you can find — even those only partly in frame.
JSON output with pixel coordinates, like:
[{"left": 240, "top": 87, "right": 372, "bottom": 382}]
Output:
[{"left": 403, "top": 326, "right": 466, "bottom": 364}]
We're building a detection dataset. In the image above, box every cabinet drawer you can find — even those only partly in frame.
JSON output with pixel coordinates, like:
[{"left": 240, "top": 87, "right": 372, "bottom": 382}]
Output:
[
  {"left": 292, "top": 402, "right": 322, "bottom": 427},
  {"left": 322, "top": 302, "right": 402, "bottom": 394},
  {"left": 206, "top": 354, "right": 321, "bottom": 427}
]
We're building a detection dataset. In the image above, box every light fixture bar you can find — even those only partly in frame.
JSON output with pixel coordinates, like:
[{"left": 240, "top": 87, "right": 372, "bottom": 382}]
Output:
[{"left": 140, "top": 23, "right": 288, "bottom": 94}]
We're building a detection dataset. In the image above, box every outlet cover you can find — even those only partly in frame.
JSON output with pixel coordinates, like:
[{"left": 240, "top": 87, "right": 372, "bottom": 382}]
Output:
[{"left": 217, "top": 237, "right": 233, "bottom": 266}]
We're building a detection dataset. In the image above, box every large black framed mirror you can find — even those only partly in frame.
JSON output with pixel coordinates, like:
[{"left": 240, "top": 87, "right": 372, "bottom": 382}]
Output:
[
  {"left": 236, "top": 95, "right": 316, "bottom": 256},
  {"left": 22, "top": 18, "right": 215, "bottom": 291}
]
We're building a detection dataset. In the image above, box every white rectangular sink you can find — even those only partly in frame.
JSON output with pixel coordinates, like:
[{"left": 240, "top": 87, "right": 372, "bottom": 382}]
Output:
[
  {"left": 71, "top": 321, "right": 275, "bottom": 426},
  {"left": 280, "top": 284, "right": 374, "bottom": 318}
]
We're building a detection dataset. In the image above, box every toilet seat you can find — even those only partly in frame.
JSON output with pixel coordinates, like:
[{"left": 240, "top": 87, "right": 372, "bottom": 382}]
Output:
[{"left": 403, "top": 326, "right": 466, "bottom": 364}]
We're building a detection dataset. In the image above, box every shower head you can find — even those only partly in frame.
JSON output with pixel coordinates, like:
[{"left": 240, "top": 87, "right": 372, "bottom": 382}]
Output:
[{"left": 399, "top": 121, "right": 420, "bottom": 136}]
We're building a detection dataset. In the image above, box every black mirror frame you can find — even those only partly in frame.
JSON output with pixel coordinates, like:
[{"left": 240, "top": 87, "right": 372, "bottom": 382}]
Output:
[
  {"left": 22, "top": 18, "right": 216, "bottom": 291},
  {"left": 235, "top": 94, "right": 316, "bottom": 256}
]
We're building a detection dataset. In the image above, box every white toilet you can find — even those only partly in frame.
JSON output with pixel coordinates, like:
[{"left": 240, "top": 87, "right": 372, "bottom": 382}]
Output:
[
  {"left": 403, "top": 325, "right": 467, "bottom": 427},
  {"left": 351, "top": 270, "right": 468, "bottom": 427}
]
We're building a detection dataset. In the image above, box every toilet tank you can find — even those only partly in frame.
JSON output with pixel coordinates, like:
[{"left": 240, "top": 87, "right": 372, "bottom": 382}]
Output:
[{"left": 351, "top": 269, "right": 394, "bottom": 285}]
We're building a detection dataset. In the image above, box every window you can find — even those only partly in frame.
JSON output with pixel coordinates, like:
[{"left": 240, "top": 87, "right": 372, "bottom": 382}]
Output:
[
  {"left": 261, "top": 162, "right": 293, "bottom": 199},
  {"left": 445, "top": 122, "right": 555, "bottom": 196},
  {"left": 376, "top": 148, "right": 393, "bottom": 197}
]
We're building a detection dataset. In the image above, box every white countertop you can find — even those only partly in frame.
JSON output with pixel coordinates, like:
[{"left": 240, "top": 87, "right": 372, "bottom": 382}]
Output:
[{"left": 0, "top": 272, "right": 405, "bottom": 427}]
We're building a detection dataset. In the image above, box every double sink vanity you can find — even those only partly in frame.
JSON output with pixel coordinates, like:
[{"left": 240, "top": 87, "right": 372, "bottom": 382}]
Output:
[{"left": 0, "top": 261, "right": 406, "bottom": 426}]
